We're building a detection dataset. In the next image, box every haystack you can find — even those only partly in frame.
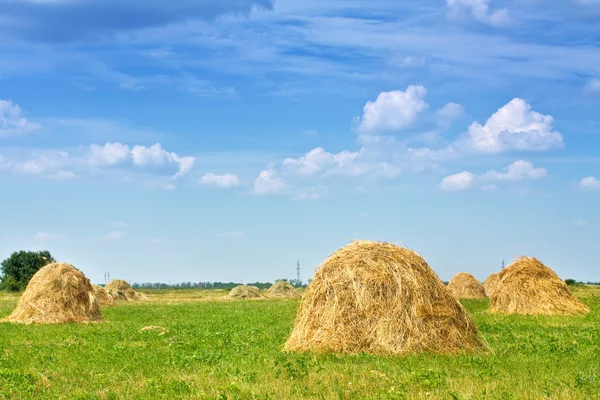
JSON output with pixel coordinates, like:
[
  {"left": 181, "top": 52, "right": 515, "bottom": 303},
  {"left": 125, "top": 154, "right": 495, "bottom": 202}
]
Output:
[
  {"left": 483, "top": 273, "right": 500, "bottom": 297},
  {"left": 267, "top": 281, "right": 301, "bottom": 299},
  {"left": 284, "top": 240, "right": 485, "bottom": 355},
  {"left": 105, "top": 279, "right": 146, "bottom": 301},
  {"left": 2, "top": 263, "right": 103, "bottom": 324},
  {"left": 490, "top": 257, "right": 590, "bottom": 315},
  {"left": 92, "top": 284, "right": 115, "bottom": 307},
  {"left": 448, "top": 273, "right": 486, "bottom": 299},
  {"left": 227, "top": 285, "right": 263, "bottom": 299}
]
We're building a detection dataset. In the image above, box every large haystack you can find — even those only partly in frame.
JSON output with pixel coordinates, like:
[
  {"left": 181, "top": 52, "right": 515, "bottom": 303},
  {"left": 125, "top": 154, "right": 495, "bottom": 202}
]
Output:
[
  {"left": 267, "top": 281, "right": 301, "bottom": 299},
  {"left": 92, "top": 284, "right": 115, "bottom": 307},
  {"left": 490, "top": 257, "right": 590, "bottom": 315},
  {"left": 105, "top": 279, "right": 146, "bottom": 301},
  {"left": 448, "top": 273, "right": 486, "bottom": 299},
  {"left": 2, "top": 263, "right": 103, "bottom": 324},
  {"left": 483, "top": 273, "right": 500, "bottom": 297},
  {"left": 284, "top": 240, "right": 485, "bottom": 355},
  {"left": 227, "top": 285, "right": 263, "bottom": 299}
]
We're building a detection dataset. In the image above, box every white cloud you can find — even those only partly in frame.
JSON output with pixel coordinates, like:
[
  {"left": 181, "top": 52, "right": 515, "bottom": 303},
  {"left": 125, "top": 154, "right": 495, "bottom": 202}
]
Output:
[
  {"left": 436, "top": 102, "right": 465, "bottom": 128},
  {"left": 0, "top": 100, "right": 42, "bottom": 137},
  {"left": 580, "top": 176, "right": 600, "bottom": 191},
  {"left": 14, "top": 150, "right": 71, "bottom": 176},
  {"left": 463, "top": 98, "right": 563, "bottom": 153},
  {"left": 483, "top": 160, "right": 547, "bottom": 182},
  {"left": 131, "top": 143, "right": 195, "bottom": 178},
  {"left": 34, "top": 232, "right": 67, "bottom": 241},
  {"left": 89, "top": 142, "right": 130, "bottom": 166},
  {"left": 172, "top": 155, "right": 195, "bottom": 178},
  {"left": 447, "top": 0, "right": 511, "bottom": 27},
  {"left": 199, "top": 173, "right": 242, "bottom": 188},
  {"left": 584, "top": 78, "right": 600, "bottom": 93},
  {"left": 215, "top": 232, "right": 245, "bottom": 239},
  {"left": 104, "top": 231, "right": 125, "bottom": 241},
  {"left": 292, "top": 186, "right": 327, "bottom": 201},
  {"left": 283, "top": 147, "right": 356, "bottom": 176},
  {"left": 354, "top": 86, "right": 428, "bottom": 133},
  {"left": 253, "top": 169, "right": 288, "bottom": 196},
  {"left": 440, "top": 171, "right": 475, "bottom": 191}
]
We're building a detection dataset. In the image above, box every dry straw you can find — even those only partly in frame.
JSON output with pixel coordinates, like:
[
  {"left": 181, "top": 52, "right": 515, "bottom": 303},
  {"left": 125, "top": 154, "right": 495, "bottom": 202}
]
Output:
[
  {"left": 2, "top": 263, "right": 103, "bottom": 324},
  {"left": 105, "top": 279, "right": 147, "bottom": 301},
  {"left": 284, "top": 240, "right": 485, "bottom": 355},
  {"left": 448, "top": 273, "right": 487, "bottom": 299},
  {"left": 483, "top": 273, "right": 500, "bottom": 297},
  {"left": 227, "top": 285, "right": 263, "bottom": 299},
  {"left": 92, "top": 284, "right": 115, "bottom": 307},
  {"left": 490, "top": 257, "right": 590, "bottom": 315},
  {"left": 267, "top": 281, "right": 301, "bottom": 299}
]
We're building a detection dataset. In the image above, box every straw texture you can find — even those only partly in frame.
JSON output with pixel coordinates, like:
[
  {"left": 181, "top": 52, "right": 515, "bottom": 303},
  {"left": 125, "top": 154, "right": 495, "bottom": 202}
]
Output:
[
  {"left": 267, "top": 281, "right": 301, "bottom": 299},
  {"left": 483, "top": 273, "right": 500, "bottom": 297},
  {"left": 105, "top": 280, "right": 147, "bottom": 301},
  {"left": 227, "top": 285, "right": 263, "bottom": 299},
  {"left": 448, "top": 273, "right": 486, "bottom": 299},
  {"left": 92, "top": 284, "right": 115, "bottom": 307}
]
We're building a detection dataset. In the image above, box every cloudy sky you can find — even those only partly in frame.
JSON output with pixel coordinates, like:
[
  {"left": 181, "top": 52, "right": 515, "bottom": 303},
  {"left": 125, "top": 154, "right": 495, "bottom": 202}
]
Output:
[{"left": 1, "top": 0, "right": 599, "bottom": 284}]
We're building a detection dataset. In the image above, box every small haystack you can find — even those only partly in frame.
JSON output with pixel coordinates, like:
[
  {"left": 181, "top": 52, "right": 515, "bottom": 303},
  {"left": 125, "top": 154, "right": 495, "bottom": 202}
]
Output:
[
  {"left": 105, "top": 280, "right": 146, "bottom": 301},
  {"left": 490, "top": 257, "right": 590, "bottom": 315},
  {"left": 448, "top": 273, "right": 486, "bottom": 299},
  {"left": 92, "top": 284, "right": 115, "bottom": 307},
  {"left": 267, "top": 281, "right": 301, "bottom": 299},
  {"left": 483, "top": 273, "right": 500, "bottom": 297},
  {"left": 284, "top": 240, "right": 485, "bottom": 355},
  {"left": 249, "top": 285, "right": 260, "bottom": 291},
  {"left": 2, "top": 263, "right": 103, "bottom": 324},
  {"left": 227, "top": 285, "right": 263, "bottom": 299}
]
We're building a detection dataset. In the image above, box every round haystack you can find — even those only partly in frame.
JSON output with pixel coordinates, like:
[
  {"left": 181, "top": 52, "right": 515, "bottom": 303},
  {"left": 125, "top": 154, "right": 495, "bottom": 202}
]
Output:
[
  {"left": 448, "top": 273, "right": 486, "bottom": 299},
  {"left": 2, "top": 263, "right": 103, "bottom": 324},
  {"left": 490, "top": 257, "right": 590, "bottom": 315},
  {"left": 227, "top": 285, "right": 263, "bottom": 299},
  {"left": 92, "top": 285, "right": 115, "bottom": 307},
  {"left": 483, "top": 273, "right": 500, "bottom": 297},
  {"left": 267, "top": 281, "right": 301, "bottom": 299},
  {"left": 284, "top": 240, "right": 485, "bottom": 355},
  {"left": 249, "top": 285, "right": 260, "bottom": 291},
  {"left": 105, "top": 279, "right": 146, "bottom": 301}
]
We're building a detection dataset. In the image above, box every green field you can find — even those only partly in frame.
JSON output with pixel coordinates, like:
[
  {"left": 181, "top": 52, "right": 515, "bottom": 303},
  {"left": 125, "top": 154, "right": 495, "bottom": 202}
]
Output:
[{"left": 1, "top": 287, "right": 599, "bottom": 399}]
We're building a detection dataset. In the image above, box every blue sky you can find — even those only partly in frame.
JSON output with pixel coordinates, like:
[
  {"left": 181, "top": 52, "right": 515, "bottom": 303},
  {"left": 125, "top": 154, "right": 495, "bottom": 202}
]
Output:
[{"left": 1, "top": 0, "right": 600, "bottom": 285}]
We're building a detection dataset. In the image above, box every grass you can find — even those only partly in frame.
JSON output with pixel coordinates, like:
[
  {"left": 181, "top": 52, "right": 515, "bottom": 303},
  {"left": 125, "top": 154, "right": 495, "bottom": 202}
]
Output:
[{"left": 0, "top": 287, "right": 599, "bottom": 399}]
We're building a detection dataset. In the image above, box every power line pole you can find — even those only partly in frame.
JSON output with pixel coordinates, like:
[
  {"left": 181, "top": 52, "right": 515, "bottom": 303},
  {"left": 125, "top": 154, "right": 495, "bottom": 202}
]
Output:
[
  {"left": 296, "top": 260, "right": 301, "bottom": 284},
  {"left": 502, "top": 259, "right": 505, "bottom": 269}
]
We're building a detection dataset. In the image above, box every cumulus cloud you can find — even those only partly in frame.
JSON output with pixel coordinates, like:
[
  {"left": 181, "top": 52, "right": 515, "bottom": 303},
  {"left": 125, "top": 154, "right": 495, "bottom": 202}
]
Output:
[
  {"left": 282, "top": 147, "right": 359, "bottom": 176},
  {"left": 89, "top": 142, "right": 130, "bottom": 166},
  {"left": 253, "top": 169, "right": 287, "bottom": 196},
  {"left": 447, "top": 0, "right": 511, "bottom": 27},
  {"left": 0, "top": 99, "right": 42, "bottom": 137},
  {"left": 580, "top": 176, "right": 600, "bottom": 191},
  {"left": 483, "top": 160, "right": 547, "bottom": 182},
  {"left": 292, "top": 186, "right": 327, "bottom": 201},
  {"left": 354, "top": 86, "right": 428, "bottom": 133},
  {"left": 436, "top": 102, "right": 465, "bottom": 128},
  {"left": 199, "top": 173, "right": 242, "bottom": 189},
  {"left": 440, "top": 171, "right": 475, "bottom": 191},
  {"left": 462, "top": 98, "right": 563, "bottom": 153}
]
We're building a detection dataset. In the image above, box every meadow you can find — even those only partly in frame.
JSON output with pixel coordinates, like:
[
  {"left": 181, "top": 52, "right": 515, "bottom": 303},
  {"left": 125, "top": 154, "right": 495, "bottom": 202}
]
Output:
[{"left": 1, "top": 287, "right": 599, "bottom": 400}]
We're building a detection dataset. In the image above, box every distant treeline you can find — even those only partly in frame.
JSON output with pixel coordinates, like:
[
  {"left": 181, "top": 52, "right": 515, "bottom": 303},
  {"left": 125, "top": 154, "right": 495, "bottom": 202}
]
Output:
[{"left": 129, "top": 279, "right": 308, "bottom": 290}]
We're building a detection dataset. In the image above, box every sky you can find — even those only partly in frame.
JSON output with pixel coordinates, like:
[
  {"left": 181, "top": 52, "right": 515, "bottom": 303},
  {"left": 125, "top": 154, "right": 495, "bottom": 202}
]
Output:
[{"left": 1, "top": 0, "right": 600, "bottom": 285}]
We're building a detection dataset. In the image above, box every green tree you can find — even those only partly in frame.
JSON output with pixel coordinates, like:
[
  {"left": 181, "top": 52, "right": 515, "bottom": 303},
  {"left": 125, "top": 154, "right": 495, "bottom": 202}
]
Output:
[{"left": 0, "top": 250, "right": 55, "bottom": 291}]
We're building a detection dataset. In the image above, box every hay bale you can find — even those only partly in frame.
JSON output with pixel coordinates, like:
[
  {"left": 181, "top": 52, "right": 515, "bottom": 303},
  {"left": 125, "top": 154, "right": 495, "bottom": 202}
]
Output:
[
  {"left": 249, "top": 285, "right": 260, "bottom": 291},
  {"left": 490, "top": 257, "right": 590, "bottom": 315},
  {"left": 284, "top": 240, "right": 485, "bottom": 355},
  {"left": 227, "top": 285, "right": 263, "bottom": 299},
  {"left": 448, "top": 273, "right": 486, "bottom": 299},
  {"left": 105, "top": 280, "right": 146, "bottom": 301},
  {"left": 2, "top": 263, "right": 103, "bottom": 324},
  {"left": 267, "top": 281, "right": 301, "bottom": 299},
  {"left": 483, "top": 273, "right": 500, "bottom": 297},
  {"left": 92, "top": 284, "right": 115, "bottom": 307}
]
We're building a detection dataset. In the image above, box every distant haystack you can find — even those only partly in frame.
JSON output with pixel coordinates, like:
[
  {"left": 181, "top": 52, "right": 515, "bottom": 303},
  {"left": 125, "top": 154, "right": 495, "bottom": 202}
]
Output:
[
  {"left": 249, "top": 286, "right": 260, "bottom": 291},
  {"left": 92, "top": 285, "right": 115, "bottom": 307},
  {"left": 484, "top": 273, "right": 500, "bottom": 297},
  {"left": 105, "top": 280, "right": 146, "bottom": 301},
  {"left": 490, "top": 257, "right": 590, "bottom": 315},
  {"left": 227, "top": 285, "right": 263, "bottom": 299},
  {"left": 2, "top": 263, "right": 103, "bottom": 324},
  {"left": 448, "top": 273, "right": 486, "bottom": 299},
  {"left": 284, "top": 240, "right": 485, "bottom": 355},
  {"left": 267, "top": 281, "right": 301, "bottom": 299}
]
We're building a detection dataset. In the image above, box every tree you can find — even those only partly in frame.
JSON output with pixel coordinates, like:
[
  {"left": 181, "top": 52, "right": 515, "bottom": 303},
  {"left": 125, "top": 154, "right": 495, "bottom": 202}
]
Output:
[{"left": 0, "top": 250, "right": 55, "bottom": 291}]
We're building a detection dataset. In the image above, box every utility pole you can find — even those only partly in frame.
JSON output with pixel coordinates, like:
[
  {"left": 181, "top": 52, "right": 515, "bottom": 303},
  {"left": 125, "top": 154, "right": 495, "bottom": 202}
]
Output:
[
  {"left": 502, "top": 259, "right": 505, "bottom": 269},
  {"left": 296, "top": 260, "right": 301, "bottom": 285}
]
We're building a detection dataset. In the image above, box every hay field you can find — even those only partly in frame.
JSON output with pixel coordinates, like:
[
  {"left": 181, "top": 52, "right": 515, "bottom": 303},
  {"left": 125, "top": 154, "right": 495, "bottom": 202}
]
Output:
[{"left": 1, "top": 286, "right": 600, "bottom": 399}]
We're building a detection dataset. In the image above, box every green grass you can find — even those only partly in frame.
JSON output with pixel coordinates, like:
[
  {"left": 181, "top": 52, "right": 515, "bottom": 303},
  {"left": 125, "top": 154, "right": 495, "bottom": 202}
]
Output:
[{"left": 1, "top": 288, "right": 599, "bottom": 399}]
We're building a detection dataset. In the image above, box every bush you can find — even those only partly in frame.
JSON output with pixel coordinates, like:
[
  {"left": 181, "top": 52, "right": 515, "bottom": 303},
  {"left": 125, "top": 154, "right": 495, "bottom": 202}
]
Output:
[
  {"left": 0, "top": 250, "right": 55, "bottom": 291},
  {"left": 565, "top": 279, "right": 577, "bottom": 286}
]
